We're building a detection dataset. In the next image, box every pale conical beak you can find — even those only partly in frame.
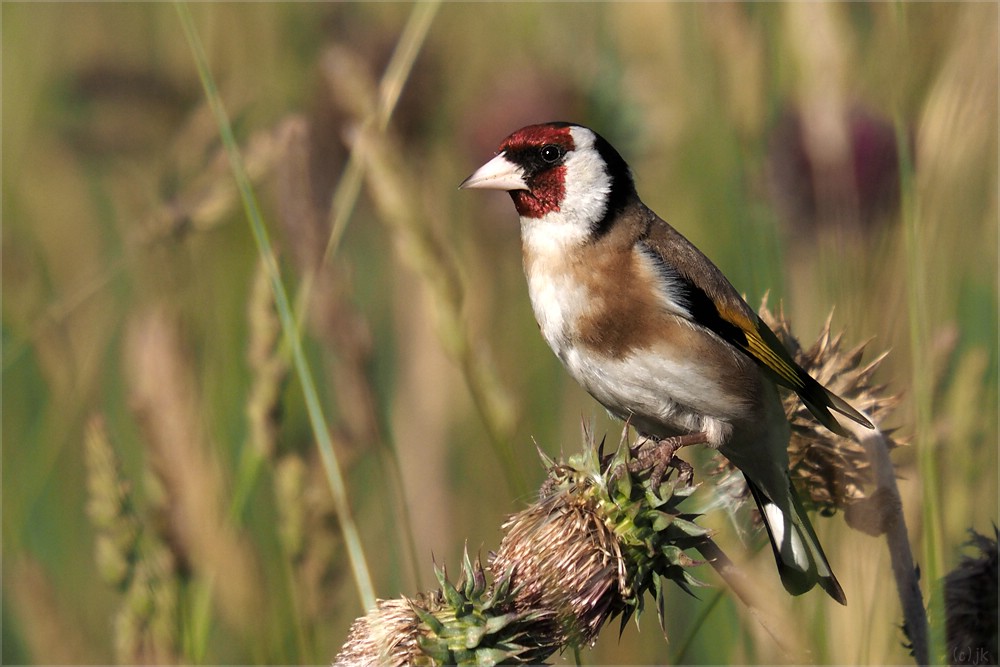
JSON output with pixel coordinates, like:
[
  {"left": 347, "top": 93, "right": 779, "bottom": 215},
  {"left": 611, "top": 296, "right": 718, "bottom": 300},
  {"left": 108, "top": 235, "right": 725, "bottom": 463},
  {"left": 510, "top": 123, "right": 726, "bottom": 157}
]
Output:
[{"left": 459, "top": 153, "right": 529, "bottom": 191}]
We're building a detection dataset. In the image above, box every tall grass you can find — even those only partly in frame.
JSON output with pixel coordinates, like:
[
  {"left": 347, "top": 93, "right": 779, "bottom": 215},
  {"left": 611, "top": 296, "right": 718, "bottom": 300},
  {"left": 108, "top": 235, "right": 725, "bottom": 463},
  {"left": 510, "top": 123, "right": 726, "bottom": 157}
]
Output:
[
  {"left": 3, "top": 3, "right": 996, "bottom": 664},
  {"left": 175, "top": 0, "right": 377, "bottom": 617}
]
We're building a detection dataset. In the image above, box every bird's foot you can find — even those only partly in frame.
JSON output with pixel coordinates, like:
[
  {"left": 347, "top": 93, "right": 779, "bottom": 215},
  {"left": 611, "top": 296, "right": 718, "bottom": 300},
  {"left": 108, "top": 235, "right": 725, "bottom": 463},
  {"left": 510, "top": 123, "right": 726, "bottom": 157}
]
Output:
[{"left": 628, "top": 433, "right": 707, "bottom": 492}]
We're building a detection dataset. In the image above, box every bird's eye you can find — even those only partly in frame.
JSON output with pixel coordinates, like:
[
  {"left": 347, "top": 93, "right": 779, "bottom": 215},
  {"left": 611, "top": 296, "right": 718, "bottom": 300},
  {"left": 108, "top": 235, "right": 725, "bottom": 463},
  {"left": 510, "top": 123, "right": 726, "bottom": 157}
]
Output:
[{"left": 540, "top": 144, "right": 563, "bottom": 164}]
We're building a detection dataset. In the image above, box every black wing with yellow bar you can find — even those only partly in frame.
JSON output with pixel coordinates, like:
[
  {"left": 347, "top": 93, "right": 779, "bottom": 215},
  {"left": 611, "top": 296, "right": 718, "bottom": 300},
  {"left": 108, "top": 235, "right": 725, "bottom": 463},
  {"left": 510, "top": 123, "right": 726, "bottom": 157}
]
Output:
[{"left": 673, "top": 274, "right": 874, "bottom": 435}]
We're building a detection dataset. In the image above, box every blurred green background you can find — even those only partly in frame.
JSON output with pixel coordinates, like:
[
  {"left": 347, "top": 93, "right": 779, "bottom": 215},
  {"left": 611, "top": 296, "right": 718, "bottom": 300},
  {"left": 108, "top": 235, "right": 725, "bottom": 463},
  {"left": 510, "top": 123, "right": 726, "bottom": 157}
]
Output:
[{"left": 3, "top": 2, "right": 996, "bottom": 664}]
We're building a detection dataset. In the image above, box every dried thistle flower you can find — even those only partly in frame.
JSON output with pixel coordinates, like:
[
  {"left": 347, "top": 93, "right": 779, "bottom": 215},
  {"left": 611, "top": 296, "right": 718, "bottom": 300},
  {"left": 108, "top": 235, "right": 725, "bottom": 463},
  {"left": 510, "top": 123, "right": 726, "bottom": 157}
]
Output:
[
  {"left": 336, "top": 555, "right": 553, "bottom": 666},
  {"left": 944, "top": 528, "right": 998, "bottom": 666},
  {"left": 415, "top": 556, "right": 556, "bottom": 666},
  {"left": 491, "top": 471, "right": 624, "bottom": 649},
  {"left": 713, "top": 297, "right": 900, "bottom": 519},
  {"left": 761, "top": 298, "right": 901, "bottom": 513},
  {"left": 335, "top": 429, "right": 707, "bottom": 665},
  {"left": 492, "top": 430, "right": 707, "bottom": 647},
  {"left": 336, "top": 597, "right": 426, "bottom": 667}
]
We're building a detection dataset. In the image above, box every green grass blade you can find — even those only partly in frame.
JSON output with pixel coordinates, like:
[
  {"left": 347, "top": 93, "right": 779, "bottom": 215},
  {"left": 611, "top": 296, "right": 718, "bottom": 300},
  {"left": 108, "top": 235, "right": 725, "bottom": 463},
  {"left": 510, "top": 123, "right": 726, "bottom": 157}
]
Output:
[
  {"left": 897, "top": 109, "right": 942, "bottom": 664},
  {"left": 290, "top": 1, "right": 440, "bottom": 332},
  {"left": 322, "top": 0, "right": 440, "bottom": 266},
  {"left": 175, "top": 2, "right": 376, "bottom": 614},
  {"left": 287, "top": 1, "right": 442, "bottom": 593},
  {"left": 670, "top": 588, "right": 725, "bottom": 664}
]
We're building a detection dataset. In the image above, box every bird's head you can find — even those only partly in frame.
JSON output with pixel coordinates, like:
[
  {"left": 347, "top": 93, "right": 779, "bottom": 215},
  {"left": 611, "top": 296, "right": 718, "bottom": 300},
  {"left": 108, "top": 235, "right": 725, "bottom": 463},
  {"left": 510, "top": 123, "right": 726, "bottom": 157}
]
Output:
[{"left": 461, "top": 122, "right": 636, "bottom": 234}]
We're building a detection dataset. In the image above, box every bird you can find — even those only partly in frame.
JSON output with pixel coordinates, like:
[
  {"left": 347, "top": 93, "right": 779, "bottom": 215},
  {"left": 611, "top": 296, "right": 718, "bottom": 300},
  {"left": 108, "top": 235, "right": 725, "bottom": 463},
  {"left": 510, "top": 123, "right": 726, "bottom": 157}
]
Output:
[{"left": 460, "top": 121, "right": 875, "bottom": 605}]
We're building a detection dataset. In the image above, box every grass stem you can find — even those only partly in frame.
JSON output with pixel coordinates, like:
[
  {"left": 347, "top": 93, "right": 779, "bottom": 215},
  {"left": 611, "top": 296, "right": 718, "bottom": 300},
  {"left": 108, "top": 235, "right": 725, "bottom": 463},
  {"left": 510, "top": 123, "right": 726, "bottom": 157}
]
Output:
[
  {"left": 896, "top": 103, "right": 943, "bottom": 664},
  {"left": 175, "top": 1, "right": 376, "bottom": 613}
]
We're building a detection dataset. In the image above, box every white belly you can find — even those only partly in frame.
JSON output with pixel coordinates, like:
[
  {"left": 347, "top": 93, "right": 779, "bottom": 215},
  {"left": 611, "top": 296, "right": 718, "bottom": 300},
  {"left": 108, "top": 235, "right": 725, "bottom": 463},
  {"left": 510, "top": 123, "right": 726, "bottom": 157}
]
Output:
[{"left": 562, "top": 342, "right": 743, "bottom": 445}]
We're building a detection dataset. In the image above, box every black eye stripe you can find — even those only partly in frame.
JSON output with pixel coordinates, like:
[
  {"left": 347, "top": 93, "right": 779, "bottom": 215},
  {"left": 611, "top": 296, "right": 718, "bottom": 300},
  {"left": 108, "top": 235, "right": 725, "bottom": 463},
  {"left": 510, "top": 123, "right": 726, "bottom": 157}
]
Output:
[{"left": 500, "top": 143, "right": 568, "bottom": 179}]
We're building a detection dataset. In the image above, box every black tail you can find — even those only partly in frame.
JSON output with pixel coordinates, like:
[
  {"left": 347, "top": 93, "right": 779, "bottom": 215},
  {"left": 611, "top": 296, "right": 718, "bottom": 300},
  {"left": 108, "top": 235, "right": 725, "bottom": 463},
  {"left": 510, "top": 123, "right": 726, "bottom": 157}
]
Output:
[{"left": 746, "top": 476, "right": 847, "bottom": 605}]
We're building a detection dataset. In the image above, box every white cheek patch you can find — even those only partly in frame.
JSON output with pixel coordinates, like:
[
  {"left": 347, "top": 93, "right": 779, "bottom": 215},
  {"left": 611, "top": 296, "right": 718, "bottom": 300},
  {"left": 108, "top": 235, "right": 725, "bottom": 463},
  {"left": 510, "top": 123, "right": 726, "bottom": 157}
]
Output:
[
  {"left": 558, "top": 126, "right": 612, "bottom": 226},
  {"left": 560, "top": 149, "right": 610, "bottom": 224}
]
